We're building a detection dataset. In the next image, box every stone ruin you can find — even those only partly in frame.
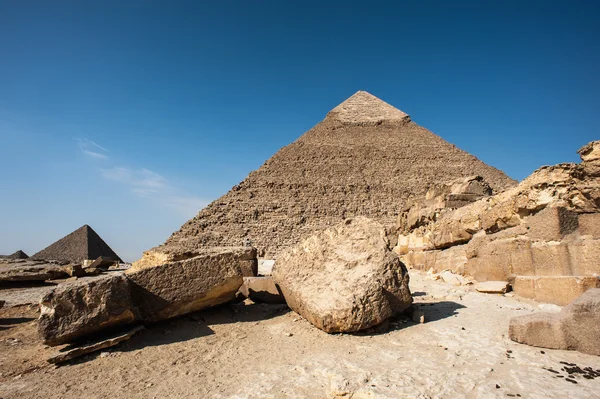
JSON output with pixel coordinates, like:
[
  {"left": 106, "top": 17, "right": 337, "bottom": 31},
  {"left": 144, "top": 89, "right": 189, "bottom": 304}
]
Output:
[{"left": 395, "top": 141, "right": 600, "bottom": 306}]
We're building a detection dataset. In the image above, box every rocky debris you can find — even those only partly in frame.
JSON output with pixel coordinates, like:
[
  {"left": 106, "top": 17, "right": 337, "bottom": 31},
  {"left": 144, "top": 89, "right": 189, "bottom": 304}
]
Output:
[
  {"left": 143, "top": 91, "right": 515, "bottom": 259},
  {"left": 397, "top": 175, "right": 493, "bottom": 236},
  {"left": 273, "top": 217, "right": 412, "bottom": 333},
  {"left": 38, "top": 274, "right": 138, "bottom": 346},
  {"left": 36, "top": 247, "right": 256, "bottom": 345},
  {"left": 237, "top": 276, "right": 285, "bottom": 304},
  {"left": 509, "top": 288, "right": 600, "bottom": 356},
  {"left": 126, "top": 247, "right": 256, "bottom": 322},
  {"left": 63, "top": 264, "right": 85, "bottom": 277},
  {"left": 475, "top": 281, "right": 510, "bottom": 294},
  {"left": 0, "top": 260, "right": 70, "bottom": 282},
  {"left": 84, "top": 267, "right": 103, "bottom": 276},
  {"left": 396, "top": 141, "right": 600, "bottom": 305},
  {"left": 32, "top": 224, "right": 123, "bottom": 263},
  {"left": 88, "top": 256, "right": 117, "bottom": 270},
  {"left": 440, "top": 270, "right": 469, "bottom": 286},
  {"left": 47, "top": 325, "right": 144, "bottom": 364}
]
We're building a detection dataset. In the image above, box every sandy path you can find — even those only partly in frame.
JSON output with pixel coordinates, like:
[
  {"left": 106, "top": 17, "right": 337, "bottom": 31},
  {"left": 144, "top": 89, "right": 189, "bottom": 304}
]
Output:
[{"left": 1, "top": 270, "right": 599, "bottom": 398}]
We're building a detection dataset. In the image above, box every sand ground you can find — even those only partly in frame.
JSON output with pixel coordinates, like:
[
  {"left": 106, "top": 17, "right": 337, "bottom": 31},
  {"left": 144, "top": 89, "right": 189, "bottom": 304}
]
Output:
[{"left": 1, "top": 270, "right": 599, "bottom": 399}]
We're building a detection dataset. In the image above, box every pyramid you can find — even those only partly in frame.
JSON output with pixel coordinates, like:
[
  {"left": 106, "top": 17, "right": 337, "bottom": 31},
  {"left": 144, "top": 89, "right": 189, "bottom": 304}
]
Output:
[
  {"left": 8, "top": 250, "right": 29, "bottom": 259},
  {"left": 32, "top": 225, "right": 123, "bottom": 263},
  {"left": 148, "top": 91, "right": 517, "bottom": 258},
  {"left": 0, "top": 250, "right": 29, "bottom": 260}
]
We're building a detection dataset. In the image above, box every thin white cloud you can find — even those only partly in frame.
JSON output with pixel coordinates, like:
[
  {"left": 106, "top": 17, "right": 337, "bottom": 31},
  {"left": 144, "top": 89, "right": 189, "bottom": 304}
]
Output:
[
  {"left": 75, "top": 138, "right": 109, "bottom": 160},
  {"left": 100, "top": 166, "right": 207, "bottom": 217}
]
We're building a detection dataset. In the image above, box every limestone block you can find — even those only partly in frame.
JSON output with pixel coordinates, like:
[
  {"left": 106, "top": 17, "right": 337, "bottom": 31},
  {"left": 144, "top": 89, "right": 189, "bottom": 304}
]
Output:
[
  {"left": 525, "top": 207, "right": 579, "bottom": 241},
  {"left": 568, "top": 239, "right": 600, "bottom": 276},
  {"left": 273, "top": 217, "right": 412, "bottom": 333},
  {"left": 126, "top": 248, "right": 253, "bottom": 322},
  {"left": 531, "top": 241, "right": 571, "bottom": 276},
  {"left": 38, "top": 275, "right": 137, "bottom": 346},
  {"left": 510, "top": 288, "right": 600, "bottom": 355},
  {"left": 577, "top": 213, "right": 600, "bottom": 238},
  {"left": 513, "top": 276, "right": 600, "bottom": 306}
]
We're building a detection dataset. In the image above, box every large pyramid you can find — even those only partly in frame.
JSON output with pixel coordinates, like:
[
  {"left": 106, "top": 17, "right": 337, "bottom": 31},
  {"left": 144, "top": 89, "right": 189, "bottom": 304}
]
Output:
[
  {"left": 149, "top": 91, "right": 517, "bottom": 258},
  {"left": 32, "top": 225, "right": 123, "bottom": 263}
]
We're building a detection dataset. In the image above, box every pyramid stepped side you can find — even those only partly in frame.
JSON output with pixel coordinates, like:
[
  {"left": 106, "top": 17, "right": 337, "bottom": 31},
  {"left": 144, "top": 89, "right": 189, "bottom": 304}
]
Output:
[
  {"left": 32, "top": 225, "right": 122, "bottom": 263},
  {"left": 152, "top": 92, "right": 517, "bottom": 258}
]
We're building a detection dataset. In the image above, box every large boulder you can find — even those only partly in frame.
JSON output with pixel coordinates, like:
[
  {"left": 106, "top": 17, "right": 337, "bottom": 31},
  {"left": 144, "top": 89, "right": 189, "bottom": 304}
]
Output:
[
  {"left": 126, "top": 247, "right": 256, "bottom": 322},
  {"left": 0, "top": 260, "right": 69, "bottom": 282},
  {"left": 509, "top": 288, "right": 600, "bottom": 355},
  {"left": 38, "top": 274, "right": 137, "bottom": 346},
  {"left": 273, "top": 217, "right": 412, "bottom": 333}
]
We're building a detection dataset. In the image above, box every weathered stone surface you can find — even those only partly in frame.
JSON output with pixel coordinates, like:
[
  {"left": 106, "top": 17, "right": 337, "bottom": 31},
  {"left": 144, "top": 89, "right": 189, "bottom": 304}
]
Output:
[
  {"left": 273, "top": 217, "right": 412, "bottom": 333},
  {"left": 238, "top": 276, "right": 285, "bottom": 304},
  {"left": 513, "top": 276, "right": 600, "bottom": 306},
  {"left": 577, "top": 140, "right": 600, "bottom": 163},
  {"left": 475, "top": 281, "right": 509, "bottom": 294},
  {"left": 525, "top": 207, "right": 579, "bottom": 242},
  {"left": 38, "top": 274, "right": 137, "bottom": 346},
  {"left": 509, "top": 288, "right": 600, "bottom": 355},
  {"left": 398, "top": 141, "right": 600, "bottom": 290},
  {"left": 88, "top": 256, "right": 117, "bottom": 270},
  {"left": 133, "top": 246, "right": 257, "bottom": 277},
  {"left": 0, "top": 260, "right": 69, "bottom": 282},
  {"left": 126, "top": 247, "right": 255, "bottom": 322},
  {"left": 578, "top": 213, "right": 600, "bottom": 238},
  {"left": 47, "top": 325, "right": 144, "bottom": 364},
  {"left": 63, "top": 264, "right": 85, "bottom": 277},
  {"left": 568, "top": 239, "right": 600, "bottom": 275}
]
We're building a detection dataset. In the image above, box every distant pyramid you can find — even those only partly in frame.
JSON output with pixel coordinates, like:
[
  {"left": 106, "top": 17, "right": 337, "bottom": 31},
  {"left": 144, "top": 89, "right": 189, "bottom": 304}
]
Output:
[
  {"left": 32, "top": 225, "right": 123, "bottom": 263},
  {"left": 146, "top": 91, "right": 516, "bottom": 258},
  {"left": 0, "top": 250, "right": 29, "bottom": 260},
  {"left": 8, "top": 250, "right": 29, "bottom": 259}
]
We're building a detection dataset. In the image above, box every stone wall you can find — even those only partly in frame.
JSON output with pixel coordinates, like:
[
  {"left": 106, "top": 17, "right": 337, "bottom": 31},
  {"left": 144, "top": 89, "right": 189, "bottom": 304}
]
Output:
[{"left": 395, "top": 141, "right": 600, "bottom": 305}]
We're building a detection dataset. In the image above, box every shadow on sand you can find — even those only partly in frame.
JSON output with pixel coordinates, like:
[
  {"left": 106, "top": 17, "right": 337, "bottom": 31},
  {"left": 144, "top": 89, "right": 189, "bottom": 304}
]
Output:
[
  {"left": 352, "top": 300, "right": 466, "bottom": 336},
  {"left": 61, "top": 301, "right": 290, "bottom": 366}
]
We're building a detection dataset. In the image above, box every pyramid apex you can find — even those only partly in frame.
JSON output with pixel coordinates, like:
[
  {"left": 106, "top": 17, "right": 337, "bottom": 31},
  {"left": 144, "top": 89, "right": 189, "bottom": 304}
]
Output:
[{"left": 327, "top": 91, "right": 410, "bottom": 124}]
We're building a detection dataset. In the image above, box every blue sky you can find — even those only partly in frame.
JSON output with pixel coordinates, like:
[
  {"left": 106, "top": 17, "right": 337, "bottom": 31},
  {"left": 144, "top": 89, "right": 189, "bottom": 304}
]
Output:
[{"left": 1, "top": 1, "right": 598, "bottom": 261}]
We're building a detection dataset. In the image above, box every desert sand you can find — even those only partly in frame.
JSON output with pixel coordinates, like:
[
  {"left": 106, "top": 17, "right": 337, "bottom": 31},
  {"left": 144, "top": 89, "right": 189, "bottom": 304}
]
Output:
[{"left": 1, "top": 269, "right": 599, "bottom": 399}]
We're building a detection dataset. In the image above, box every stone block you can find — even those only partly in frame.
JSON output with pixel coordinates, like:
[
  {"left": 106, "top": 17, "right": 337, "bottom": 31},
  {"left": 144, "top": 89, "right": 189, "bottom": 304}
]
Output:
[
  {"left": 568, "top": 239, "right": 600, "bottom": 276},
  {"left": 526, "top": 207, "right": 579, "bottom": 242},
  {"left": 238, "top": 276, "right": 285, "bottom": 304},
  {"left": 531, "top": 242, "right": 571, "bottom": 276},
  {"left": 126, "top": 248, "right": 252, "bottom": 322},
  {"left": 577, "top": 213, "right": 600, "bottom": 238},
  {"left": 510, "top": 288, "right": 600, "bottom": 356},
  {"left": 38, "top": 274, "right": 137, "bottom": 346},
  {"left": 513, "top": 276, "right": 600, "bottom": 306},
  {"left": 475, "top": 281, "right": 509, "bottom": 293}
]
